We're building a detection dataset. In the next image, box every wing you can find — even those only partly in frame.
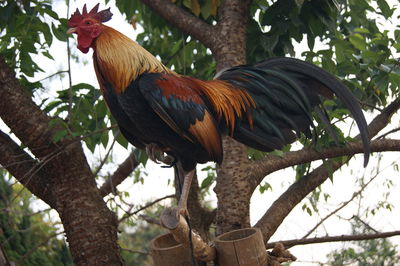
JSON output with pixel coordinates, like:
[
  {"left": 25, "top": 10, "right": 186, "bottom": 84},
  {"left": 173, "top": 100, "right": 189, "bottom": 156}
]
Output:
[{"left": 122, "top": 73, "right": 223, "bottom": 164}]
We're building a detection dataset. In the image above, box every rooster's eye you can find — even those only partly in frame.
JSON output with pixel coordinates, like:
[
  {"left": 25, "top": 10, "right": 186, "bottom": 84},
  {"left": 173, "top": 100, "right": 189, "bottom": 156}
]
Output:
[{"left": 85, "top": 21, "right": 92, "bottom": 25}]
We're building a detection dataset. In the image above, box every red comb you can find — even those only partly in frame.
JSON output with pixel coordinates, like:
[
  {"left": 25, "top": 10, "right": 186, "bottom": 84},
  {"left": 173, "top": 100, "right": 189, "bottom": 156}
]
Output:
[{"left": 68, "top": 3, "right": 113, "bottom": 27}]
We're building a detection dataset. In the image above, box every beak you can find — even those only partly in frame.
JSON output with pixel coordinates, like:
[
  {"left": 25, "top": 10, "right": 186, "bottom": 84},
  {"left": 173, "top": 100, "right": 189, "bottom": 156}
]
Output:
[{"left": 66, "top": 27, "right": 77, "bottom": 34}]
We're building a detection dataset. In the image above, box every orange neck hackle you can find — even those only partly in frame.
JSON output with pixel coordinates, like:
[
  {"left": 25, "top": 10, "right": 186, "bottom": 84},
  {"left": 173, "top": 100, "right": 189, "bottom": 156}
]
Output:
[{"left": 93, "top": 26, "right": 175, "bottom": 94}]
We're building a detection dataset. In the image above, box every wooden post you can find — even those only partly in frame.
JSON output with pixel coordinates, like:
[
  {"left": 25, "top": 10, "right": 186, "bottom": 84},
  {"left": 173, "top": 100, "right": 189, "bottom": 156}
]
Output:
[
  {"left": 215, "top": 228, "right": 268, "bottom": 266},
  {"left": 149, "top": 233, "right": 193, "bottom": 266}
]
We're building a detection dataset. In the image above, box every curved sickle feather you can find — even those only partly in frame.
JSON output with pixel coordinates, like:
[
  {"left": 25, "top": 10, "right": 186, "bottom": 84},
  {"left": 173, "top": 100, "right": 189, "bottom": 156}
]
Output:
[{"left": 256, "top": 57, "right": 371, "bottom": 166}]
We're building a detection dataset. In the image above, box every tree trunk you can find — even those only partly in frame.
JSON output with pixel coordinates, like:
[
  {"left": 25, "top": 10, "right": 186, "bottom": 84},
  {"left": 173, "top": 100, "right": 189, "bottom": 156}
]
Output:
[
  {"left": 213, "top": 0, "right": 254, "bottom": 235},
  {"left": 0, "top": 58, "right": 124, "bottom": 265}
]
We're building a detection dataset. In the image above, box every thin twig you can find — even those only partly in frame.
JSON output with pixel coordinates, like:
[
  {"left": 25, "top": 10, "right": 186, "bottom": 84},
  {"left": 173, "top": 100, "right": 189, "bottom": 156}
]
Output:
[
  {"left": 266, "top": 230, "right": 400, "bottom": 249},
  {"left": 100, "top": 151, "right": 140, "bottom": 197},
  {"left": 33, "top": 70, "right": 69, "bottom": 83},
  {"left": 93, "top": 138, "right": 116, "bottom": 177},
  {"left": 119, "top": 194, "right": 174, "bottom": 223},
  {"left": 351, "top": 215, "right": 379, "bottom": 233},
  {"left": 78, "top": 125, "right": 118, "bottom": 141},
  {"left": 302, "top": 173, "right": 379, "bottom": 239},
  {"left": 139, "top": 214, "right": 161, "bottom": 225},
  {"left": 11, "top": 148, "right": 65, "bottom": 204},
  {"left": 359, "top": 100, "right": 383, "bottom": 112},
  {"left": 377, "top": 126, "right": 400, "bottom": 139},
  {"left": 66, "top": 0, "right": 73, "bottom": 121},
  {"left": 120, "top": 247, "right": 149, "bottom": 255}
]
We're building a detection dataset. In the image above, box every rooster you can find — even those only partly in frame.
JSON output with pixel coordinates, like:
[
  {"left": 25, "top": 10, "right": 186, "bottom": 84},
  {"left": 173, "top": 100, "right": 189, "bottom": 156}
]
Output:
[{"left": 67, "top": 4, "right": 370, "bottom": 214}]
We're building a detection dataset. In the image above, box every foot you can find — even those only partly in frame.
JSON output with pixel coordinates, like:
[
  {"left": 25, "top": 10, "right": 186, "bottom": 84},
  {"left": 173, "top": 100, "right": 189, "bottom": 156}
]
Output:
[{"left": 145, "top": 143, "right": 173, "bottom": 165}]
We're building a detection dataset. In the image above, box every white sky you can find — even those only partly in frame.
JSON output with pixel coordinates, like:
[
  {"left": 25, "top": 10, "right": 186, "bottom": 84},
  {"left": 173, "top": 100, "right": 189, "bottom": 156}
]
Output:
[{"left": 5, "top": 0, "right": 400, "bottom": 264}]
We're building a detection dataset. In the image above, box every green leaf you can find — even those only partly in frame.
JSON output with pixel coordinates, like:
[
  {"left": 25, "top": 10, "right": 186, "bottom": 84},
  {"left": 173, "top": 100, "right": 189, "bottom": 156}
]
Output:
[
  {"left": 354, "top": 27, "right": 370, "bottom": 34},
  {"left": 259, "top": 182, "right": 272, "bottom": 194},
  {"left": 377, "top": 0, "right": 393, "bottom": 18},
  {"left": 41, "top": 4, "right": 59, "bottom": 20},
  {"left": 393, "top": 43, "right": 400, "bottom": 53},
  {"left": 51, "top": 22, "right": 67, "bottom": 42},
  {"left": 201, "top": 175, "right": 214, "bottom": 189},
  {"left": 42, "top": 51, "right": 54, "bottom": 60},
  {"left": 268, "top": 150, "right": 284, "bottom": 157},
  {"left": 43, "top": 100, "right": 63, "bottom": 113},
  {"left": 100, "top": 132, "right": 109, "bottom": 148},
  {"left": 133, "top": 148, "right": 148, "bottom": 166},
  {"left": 115, "top": 129, "right": 129, "bottom": 149},
  {"left": 52, "top": 129, "right": 68, "bottom": 142},
  {"left": 349, "top": 33, "right": 366, "bottom": 51}
]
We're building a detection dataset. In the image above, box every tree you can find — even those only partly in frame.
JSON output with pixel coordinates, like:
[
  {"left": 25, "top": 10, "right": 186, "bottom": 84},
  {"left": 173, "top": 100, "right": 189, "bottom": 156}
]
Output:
[
  {"left": 0, "top": 0, "right": 400, "bottom": 264},
  {"left": 0, "top": 170, "right": 73, "bottom": 265}
]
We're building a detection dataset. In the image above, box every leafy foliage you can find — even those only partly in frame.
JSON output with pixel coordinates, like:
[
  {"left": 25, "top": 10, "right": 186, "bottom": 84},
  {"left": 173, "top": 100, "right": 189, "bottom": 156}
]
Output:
[
  {"left": 0, "top": 0, "right": 63, "bottom": 92},
  {"left": 0, "top": 171, "right": 73, "bottom": 265},
  {"left": 248, "top": 0, "right": 400, "bottom": 109},
  {"left": 115, "top": 0, "right": 216, "bottom": 80}
]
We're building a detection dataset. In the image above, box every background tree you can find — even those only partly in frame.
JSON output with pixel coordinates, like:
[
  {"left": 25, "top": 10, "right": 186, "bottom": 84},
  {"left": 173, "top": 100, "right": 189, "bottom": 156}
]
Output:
[
  {"left": 327, "top": 219, "right": 400, "bottom": 265},
  {"left": 0, "top": 0, "right": 399, "bottom": 264},
  {"left": 0, "top": 170, "right": 73, "bottom": 265}
]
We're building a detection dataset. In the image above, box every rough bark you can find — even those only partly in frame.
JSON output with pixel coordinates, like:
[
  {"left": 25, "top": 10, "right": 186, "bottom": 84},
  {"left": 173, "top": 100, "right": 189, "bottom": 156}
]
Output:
[
  {"left": 212, "top": 0, "right": 254, "bottom": 235},
  {"left": 213, "top": 0, "right": 252, "bottom": 69},
  {"left": 0, "top": 57, "right": 124, "bottom": 265}
]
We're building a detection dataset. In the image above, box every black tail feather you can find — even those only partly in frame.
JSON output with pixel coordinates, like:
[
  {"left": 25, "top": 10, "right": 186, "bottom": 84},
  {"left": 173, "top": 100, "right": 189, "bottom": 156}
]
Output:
[{"left": 218, "top": 57, "right": 370, "bottom": 166}]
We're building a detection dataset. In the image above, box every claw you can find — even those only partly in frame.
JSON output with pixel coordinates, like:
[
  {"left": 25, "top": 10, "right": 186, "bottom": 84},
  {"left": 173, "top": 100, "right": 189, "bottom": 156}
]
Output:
[
  {"left": 145, "top": 143, "right": 163, "bottom": 164},
  {"left": 145, "top": 143, "right": 175, "bottom": 166}
]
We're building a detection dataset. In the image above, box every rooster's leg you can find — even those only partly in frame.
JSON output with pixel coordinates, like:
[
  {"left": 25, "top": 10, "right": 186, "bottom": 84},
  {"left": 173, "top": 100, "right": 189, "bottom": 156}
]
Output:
[{"left": 176, "top": 164, "right": 195, "bottom": 217}]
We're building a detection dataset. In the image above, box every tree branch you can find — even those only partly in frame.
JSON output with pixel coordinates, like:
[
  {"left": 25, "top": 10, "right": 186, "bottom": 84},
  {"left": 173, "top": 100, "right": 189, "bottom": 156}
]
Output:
[
  {"left": 139, "top": 214, "right": 161, "bottom": 225},
  {"left": 140, "top": 0, "right": 216, "bottom": 49},
  {"left": 249, "top": 138, "right": 400, "bottom": 191},
  {"left": 250, "top": 98, "right": 400, "bottom": 188},
  {"left": 120, "top": 247, "right": 149, "bottom": 255},
  {"left": 0, "top": 130, "right": 55, "bottom": 208},
  {"left": 99, "top": 151, "right": 139, "bottom": 197},
  {"left": 265, "top": 230, "right": 400, "bottom": 249},
  {"left": 118, "top": 194, "right": 174, "bottom": 223},
  {"left": 93, "top": 138, "right": 116, "bottom": 178},
  {"left": 302, "top": 173, "right": 379, "bottom": 239},
  {"left": 255, "top": 99, "right": 400, "bottom": 242},
  {"left": 0, "top": 57, "right": 58, "bottom": 158}
]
